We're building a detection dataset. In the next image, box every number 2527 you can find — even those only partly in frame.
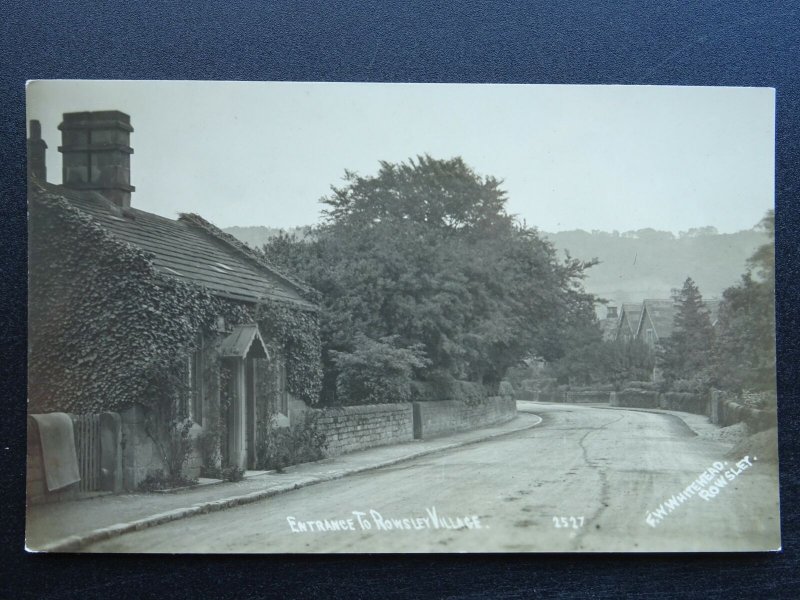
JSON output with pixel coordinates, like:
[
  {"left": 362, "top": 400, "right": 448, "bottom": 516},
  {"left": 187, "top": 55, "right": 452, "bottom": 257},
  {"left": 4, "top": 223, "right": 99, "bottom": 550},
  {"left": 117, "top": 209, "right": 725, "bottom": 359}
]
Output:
[{"left": 553, "top": 516, "right": 584, "bottom": 528}]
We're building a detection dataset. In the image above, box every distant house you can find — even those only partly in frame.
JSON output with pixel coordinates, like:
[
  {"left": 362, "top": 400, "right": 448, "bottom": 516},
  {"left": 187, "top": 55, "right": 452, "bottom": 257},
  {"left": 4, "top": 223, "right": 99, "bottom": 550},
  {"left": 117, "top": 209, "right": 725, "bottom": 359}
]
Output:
[
  {"left": 634, "top": 298, "right": 721, "bottom": 350},
  {"left": 615, "top": 303, "right": 643, "bottom": 342},
  {"left": 27, "top": 111, "right": 320, "bottom": 490},
  {"left": 634, "top": 300, "right": 676, "bottom": 349}
]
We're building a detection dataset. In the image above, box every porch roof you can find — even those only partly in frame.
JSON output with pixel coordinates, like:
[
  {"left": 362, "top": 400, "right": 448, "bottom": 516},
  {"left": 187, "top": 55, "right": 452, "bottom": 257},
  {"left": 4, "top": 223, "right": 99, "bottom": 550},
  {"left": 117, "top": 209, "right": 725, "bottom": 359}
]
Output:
[{"left": 218, "top": 324, "right": 268, "bottom": 359}]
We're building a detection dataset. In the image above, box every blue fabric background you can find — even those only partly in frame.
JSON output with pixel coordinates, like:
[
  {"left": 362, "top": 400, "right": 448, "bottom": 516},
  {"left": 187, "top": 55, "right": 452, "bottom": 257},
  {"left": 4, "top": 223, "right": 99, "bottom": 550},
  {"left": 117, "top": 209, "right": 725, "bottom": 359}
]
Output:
[{"left": 1, "top": 1, "right": 798, "bottom": 597}]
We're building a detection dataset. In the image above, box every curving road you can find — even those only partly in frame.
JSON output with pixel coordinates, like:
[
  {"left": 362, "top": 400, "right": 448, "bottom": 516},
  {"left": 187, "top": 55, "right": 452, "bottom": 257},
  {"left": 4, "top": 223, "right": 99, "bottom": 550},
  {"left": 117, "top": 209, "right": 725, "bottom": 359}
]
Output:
[{"left": 86, "top": 402, "right": 781, "bottom": 553}]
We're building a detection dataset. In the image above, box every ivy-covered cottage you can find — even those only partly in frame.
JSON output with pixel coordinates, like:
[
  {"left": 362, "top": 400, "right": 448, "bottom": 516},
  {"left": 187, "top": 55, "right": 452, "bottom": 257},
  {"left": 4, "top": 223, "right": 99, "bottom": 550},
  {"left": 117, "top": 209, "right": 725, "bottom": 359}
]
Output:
[{"left": 27, "top": 111, "right": 322, "bottom": 493}]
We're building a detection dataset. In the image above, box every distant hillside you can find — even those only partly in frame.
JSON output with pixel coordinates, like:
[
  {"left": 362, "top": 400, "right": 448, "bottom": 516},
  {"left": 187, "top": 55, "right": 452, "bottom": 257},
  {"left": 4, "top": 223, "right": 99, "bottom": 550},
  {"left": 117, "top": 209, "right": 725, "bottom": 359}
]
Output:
[
  {"left": 223, "top": 225, "right": 768, "bottom": 311},
  {"left": 223, "top": 225, "right": 313, "bottom": 248},
  {"left": 543, "top": 228, "right": 767, "bottom": 313}
]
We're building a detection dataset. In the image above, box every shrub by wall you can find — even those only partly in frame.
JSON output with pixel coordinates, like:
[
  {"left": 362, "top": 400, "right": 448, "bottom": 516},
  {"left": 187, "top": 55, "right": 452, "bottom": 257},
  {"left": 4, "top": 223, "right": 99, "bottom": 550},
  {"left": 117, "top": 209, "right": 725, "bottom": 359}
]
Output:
[{"left": 410, "top": 377, "right": 489, "bottom": 405}]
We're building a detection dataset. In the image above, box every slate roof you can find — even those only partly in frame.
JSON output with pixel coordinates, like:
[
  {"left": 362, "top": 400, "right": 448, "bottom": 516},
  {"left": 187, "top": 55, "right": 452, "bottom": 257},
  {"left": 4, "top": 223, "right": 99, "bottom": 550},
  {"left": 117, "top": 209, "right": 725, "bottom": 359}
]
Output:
[
  {"left": 637, "top": 300, "right": 676, "bottom": 341},
  {"left": 617, "top": 303, "right": 643, "bottom": 338},
  {"left": 637, "top": 299, "right": 720, "bottom": 341},
  {"left": 33, "top": 182, "right": 316, "bottom": 310}
]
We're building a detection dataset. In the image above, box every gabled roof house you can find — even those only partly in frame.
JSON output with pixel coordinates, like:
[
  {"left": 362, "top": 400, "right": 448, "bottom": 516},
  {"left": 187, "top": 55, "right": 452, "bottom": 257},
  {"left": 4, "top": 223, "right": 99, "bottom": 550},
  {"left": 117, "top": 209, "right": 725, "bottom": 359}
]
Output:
[
  {"left": 28, "top": 111, "right": 320, "bottom": 490},
  {"left": 615, "top": 303, "right": 643, "bottom": 341},
  {"left": 635, "top": 298, "right": 721, "bottom": 349}
]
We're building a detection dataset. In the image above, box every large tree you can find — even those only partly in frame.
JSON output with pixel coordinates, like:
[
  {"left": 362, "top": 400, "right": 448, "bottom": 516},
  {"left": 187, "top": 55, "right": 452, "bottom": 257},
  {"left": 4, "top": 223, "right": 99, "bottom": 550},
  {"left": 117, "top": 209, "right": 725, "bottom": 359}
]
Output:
[
  {"left": 660, "top": 277, "right": 716, "bottom": 385},
  {"left": 713, "top": 210, "right": 775, "bottom": 392},
  {"left": 264, "top": 155, "right": 597, "bottom": 403}
]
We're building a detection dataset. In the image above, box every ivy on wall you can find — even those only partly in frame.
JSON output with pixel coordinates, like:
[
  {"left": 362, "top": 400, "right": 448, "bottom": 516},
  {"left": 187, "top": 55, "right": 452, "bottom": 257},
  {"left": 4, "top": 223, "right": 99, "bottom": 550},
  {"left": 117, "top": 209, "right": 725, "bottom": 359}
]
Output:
[
  {"left": 29, "top": 190, "right": 322, "bottom": 418},
  {"left": 256, "top": 300, "right": 322, "bottom": 406},
  {"left": 29, "top": 192, "right": 228, "bottom": 413}
]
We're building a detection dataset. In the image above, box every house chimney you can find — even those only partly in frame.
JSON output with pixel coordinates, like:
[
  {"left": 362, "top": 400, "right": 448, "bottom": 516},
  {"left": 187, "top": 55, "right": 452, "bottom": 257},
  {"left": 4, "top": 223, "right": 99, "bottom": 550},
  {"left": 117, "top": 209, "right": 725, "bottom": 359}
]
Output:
[
  {"left": 27, "top": 120, "right": 48, "bottom": 181},
  {"left": 606, "top": 305, "right": 618, "bottom": 320},
  {"left": 58, "top": 110, "right": 135, "bottom": 208}
]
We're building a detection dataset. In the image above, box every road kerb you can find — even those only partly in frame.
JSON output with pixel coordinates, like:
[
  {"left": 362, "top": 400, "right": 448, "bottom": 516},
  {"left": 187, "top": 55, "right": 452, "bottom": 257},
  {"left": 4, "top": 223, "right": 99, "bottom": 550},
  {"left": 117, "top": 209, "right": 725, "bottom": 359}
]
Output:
[{"left": 31, "top": 413, "right": 542, "bottom": 552}]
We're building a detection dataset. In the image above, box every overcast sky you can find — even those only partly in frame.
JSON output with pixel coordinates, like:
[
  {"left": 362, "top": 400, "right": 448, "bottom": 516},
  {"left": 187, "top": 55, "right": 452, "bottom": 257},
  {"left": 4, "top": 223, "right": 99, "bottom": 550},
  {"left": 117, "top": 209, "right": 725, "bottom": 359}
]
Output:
[{"left": 26, "top": 81, "right": 774, "bottom": 233}]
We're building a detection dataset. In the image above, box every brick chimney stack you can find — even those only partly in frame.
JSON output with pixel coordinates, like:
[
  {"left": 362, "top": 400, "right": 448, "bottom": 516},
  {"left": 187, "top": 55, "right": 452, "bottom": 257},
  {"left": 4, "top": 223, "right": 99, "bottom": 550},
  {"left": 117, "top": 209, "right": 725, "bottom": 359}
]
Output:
[
  {"left": 27, "top": 120, "right": 48, "bottom": 181},
  {"left": 58, "top": 110, "right": 135, "bottom": 208}
]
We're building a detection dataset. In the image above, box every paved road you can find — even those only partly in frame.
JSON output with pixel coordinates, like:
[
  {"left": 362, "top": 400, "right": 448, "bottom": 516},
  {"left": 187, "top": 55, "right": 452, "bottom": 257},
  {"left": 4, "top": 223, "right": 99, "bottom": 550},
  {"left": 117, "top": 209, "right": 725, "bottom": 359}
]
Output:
[{"left": 87, "top": 403, "right": 780, "bottom": 552}]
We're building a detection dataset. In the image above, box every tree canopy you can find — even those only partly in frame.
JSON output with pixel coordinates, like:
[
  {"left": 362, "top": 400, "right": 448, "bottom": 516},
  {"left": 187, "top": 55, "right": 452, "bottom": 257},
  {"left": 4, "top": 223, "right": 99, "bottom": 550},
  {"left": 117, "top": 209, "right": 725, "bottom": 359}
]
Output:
[
  {"left": 712, "top": 210, "right": 775, "bottom": 392},
  {"left": 263, "top": 155, "right": 598, "bottom": 404},
  {"left": 659, "top": 277, "right": 715, "bottom": 385}
]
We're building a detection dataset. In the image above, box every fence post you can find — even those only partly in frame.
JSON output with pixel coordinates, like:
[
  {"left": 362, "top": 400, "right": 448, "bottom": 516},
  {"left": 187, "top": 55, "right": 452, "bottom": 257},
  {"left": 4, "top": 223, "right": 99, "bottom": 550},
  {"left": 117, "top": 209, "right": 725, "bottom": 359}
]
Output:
[
  {"left": 412, "top": 402, "right": 422, "bottom": 439},
  {"left": 709, "top": 390, "right": 720, "bottom": 424}
]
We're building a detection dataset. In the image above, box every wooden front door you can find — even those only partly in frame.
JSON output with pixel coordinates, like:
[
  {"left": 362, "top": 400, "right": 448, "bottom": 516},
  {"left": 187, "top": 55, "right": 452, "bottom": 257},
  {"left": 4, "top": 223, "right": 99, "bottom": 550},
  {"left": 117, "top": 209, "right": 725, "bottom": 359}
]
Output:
[
  {"left": 245, "top": 357, "right": 257, "bottom": 469},
  {"left": 223, "top": 356, "right": 258, "bottom": 470}
]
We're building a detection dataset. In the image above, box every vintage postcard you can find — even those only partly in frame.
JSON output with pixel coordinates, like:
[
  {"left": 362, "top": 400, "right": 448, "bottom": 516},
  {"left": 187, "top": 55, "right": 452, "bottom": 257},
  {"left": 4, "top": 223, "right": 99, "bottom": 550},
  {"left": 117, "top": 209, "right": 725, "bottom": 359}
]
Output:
[{"left": 26, "top": 81, "right": 779, "bottom": 552}]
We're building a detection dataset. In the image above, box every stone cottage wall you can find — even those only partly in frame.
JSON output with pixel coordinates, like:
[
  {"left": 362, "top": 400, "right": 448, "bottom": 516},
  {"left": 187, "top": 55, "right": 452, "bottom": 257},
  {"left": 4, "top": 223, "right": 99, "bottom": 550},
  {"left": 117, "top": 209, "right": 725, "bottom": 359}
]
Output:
[
  {"left": 315, "top": 403, "right": 414, "bottom": 456},
  {"left": 119, "top": 405, "right": 167, "bottom": 489},
  {"left": 412, "top": 395, "right": 517, "bottom": 439}
]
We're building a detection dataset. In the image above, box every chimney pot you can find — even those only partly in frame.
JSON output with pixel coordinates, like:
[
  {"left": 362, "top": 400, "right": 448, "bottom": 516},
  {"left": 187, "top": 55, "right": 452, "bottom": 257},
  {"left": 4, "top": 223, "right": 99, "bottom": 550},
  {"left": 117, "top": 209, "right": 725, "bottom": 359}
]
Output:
[
  {"left": 58, "top": 110, "right": 135, "bottom": 208},
  {"left": 27, "top": 120, "right": 48, "bottom": 181}
]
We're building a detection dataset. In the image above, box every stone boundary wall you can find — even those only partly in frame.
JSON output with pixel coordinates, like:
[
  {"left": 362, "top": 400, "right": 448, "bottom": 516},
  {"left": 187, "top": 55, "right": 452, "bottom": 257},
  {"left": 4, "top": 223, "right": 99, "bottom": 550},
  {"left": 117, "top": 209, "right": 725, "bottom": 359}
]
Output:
[
  {"left": 610, "top": 389, "right": 706, "bottom": 413},
  {"left": 316, "top": 403, "right": 414, "bottom": 456},
  {"left": 564, "top": 390, "right": 611, "bottom": 404},
  {"left": 659, "top": 392, "right": 707, "bottom": 415},
  {"left": 709, "top": 391, "right": 776, "bottom": 432},
  {"left": 610, "top": 389, "right": 660, "bottom": 409},
  {"left": 532, "top": 389, "right": 564, "bottom": 403},
  {"left": 413, "top": 395, "right": 516, "bottom": 439},
  {"left": 530, "top": 388, "right": 611, "bottom": 404}
]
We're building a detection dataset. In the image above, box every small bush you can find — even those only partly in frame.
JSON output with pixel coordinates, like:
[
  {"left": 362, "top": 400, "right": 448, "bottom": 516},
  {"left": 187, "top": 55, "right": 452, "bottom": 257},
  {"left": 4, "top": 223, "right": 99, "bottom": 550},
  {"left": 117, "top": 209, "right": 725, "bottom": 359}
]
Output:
[
  {"left": 144, "top": 413, "right": 195, "bottom": 483},
  {"left": 221, "top": 465, "right": 245, "bottom": 482},
  {"left": 196, "top": 425, "right": 221, "bottom": 476},
  {"left": 137, "top": 469, "right": 197, "bottom": 492},
  {"left": 200, "top": 464, "right": 245, "bottom": 482},
  {"left": 330, "top": 334, "right": 429, "bottom": 405},
  {"left": 257, "top": 410, "right": 328, "bottom": 472}
]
